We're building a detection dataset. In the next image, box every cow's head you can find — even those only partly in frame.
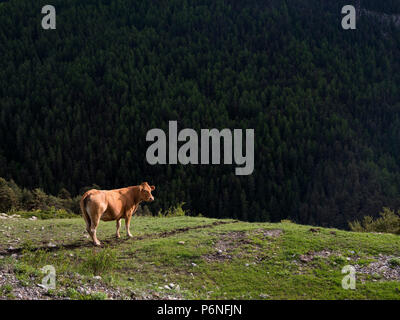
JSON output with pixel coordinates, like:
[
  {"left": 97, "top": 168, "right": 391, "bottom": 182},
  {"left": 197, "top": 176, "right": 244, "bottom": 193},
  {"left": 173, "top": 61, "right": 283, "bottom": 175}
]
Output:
[{"left": 140, "top": 182, "right": 155, "bottom": 202}]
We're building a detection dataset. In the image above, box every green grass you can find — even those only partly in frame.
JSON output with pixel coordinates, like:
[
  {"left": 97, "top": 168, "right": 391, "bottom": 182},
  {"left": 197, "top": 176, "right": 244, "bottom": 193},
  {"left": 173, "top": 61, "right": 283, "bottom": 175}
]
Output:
[
  {"left": 81, "top": 248, "right": 118, "bottom": 276},
  {"left": 0, "top": 284, "right": 13, "bottom": 295},
  {"left": 0, "top": 215, "right": 399, "bottom": 300},
  {"left": 59, "top": 288, "right": 108, "bottom": 300}
]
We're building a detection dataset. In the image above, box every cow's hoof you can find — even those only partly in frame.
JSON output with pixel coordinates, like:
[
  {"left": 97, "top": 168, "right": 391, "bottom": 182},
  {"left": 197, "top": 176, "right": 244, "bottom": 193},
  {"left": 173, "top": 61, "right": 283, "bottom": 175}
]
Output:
[
  {"left": 116, "top": 235, "right": 121, "bottom": 239},
  {"left": 94, "top": 241, "right": 101, "bottom": 246},
  {"left": 127, "top": 234, "right": 133, "bottom": 238}
]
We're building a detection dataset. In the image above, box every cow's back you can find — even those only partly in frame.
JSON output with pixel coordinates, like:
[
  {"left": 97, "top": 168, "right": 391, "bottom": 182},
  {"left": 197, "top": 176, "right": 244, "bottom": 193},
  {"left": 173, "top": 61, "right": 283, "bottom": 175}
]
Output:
[{"left": 91, "top": 189, "right": 129, "bottom": 221}]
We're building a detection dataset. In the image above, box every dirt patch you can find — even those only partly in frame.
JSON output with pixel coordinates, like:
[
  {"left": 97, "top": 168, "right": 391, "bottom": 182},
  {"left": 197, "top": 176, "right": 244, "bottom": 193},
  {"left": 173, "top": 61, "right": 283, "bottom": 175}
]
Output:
[
  {"left": 203, "top": 231, "right": 249, "bottom": 262},
  {"left": 298, "top": 250, "right": 335, "bottom": 263},
  {"left": 202, "top": 229, "right": 282, "bottom": 263},
  {"left": 253, "top": 228, "right": 283, "bottom": 238},
  {"left": 355, "top": 255, "right": 400, "bottom": 281}
]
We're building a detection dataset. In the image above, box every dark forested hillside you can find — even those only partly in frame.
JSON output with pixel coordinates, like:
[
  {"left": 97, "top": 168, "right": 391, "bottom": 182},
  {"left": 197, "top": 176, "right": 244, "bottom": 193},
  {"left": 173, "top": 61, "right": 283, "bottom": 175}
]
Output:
[{"left": 0, "top": 0, "right": 399, "bottom": 228}]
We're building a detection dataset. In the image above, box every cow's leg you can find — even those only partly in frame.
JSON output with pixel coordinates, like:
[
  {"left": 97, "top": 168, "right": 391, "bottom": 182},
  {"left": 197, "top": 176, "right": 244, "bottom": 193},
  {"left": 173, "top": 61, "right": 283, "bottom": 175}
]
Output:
[
  {"left": 84, "top": 200, "right": 97, "bottom": 245},
  {"left": 125, "top": 215, "right": 133, "bottom": 238},
  {"left": 116, "top": 219, "right": 121, "bottom": 239},
  {"left": 82, "top": 208, "right": 91, "bottom": 235},
  {"left": 89, "top": 215, "right": 102, "bottom": 246}
]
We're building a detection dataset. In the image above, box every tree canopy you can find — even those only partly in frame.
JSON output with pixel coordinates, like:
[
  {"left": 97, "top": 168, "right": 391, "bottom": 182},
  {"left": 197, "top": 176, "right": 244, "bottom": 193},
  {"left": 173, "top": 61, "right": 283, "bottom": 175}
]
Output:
[{"left": 0, "top": 0, "right": 399, "bottom": 228}]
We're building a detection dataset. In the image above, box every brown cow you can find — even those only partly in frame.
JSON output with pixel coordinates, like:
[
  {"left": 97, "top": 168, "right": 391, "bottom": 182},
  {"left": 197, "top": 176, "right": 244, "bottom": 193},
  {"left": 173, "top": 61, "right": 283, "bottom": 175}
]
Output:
[{"left": 80, "top": 182, "right": 155, "bottom": 246}]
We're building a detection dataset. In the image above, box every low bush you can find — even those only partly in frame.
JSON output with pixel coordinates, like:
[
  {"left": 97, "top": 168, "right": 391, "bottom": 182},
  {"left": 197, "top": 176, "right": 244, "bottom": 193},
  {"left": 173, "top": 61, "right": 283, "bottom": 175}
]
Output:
[
  {"left": 81, "top": 248, "right": 118, "bottom": 276},
  {"left": 349, "top": 207, "right": 400, "bottom": 235},
  {"left": 158, "top": 202, "right": 186, "bottom": 217},
  {"left": 389, "top": 258, "right": 400, "bottom": 268}
]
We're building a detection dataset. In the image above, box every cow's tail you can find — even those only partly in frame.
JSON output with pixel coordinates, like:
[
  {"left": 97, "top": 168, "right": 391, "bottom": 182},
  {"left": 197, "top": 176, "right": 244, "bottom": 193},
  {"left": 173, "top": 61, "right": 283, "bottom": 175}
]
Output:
[{"left": 80, "top": 193, "right": 92, "bottom": 232}]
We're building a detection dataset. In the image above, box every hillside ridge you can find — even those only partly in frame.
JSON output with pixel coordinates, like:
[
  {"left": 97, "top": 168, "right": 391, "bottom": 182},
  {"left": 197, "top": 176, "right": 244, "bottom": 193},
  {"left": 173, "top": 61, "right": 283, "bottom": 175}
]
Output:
[{"left": 0, "top": 215, "right": 399, "bottom": 299}]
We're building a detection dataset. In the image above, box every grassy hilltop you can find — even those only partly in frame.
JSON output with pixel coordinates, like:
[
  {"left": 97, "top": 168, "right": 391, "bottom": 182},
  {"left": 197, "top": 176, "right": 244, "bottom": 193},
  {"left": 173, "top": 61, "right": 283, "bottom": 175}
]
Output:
[{"left": 0, "top": 214, "right": 399, "bottom": 300}]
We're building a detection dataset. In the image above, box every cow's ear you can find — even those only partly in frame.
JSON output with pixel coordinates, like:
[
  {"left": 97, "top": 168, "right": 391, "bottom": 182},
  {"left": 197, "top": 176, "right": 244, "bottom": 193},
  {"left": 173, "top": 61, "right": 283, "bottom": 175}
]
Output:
[{"left": 150, "top": 185, "right": 155, "bottom": 191}]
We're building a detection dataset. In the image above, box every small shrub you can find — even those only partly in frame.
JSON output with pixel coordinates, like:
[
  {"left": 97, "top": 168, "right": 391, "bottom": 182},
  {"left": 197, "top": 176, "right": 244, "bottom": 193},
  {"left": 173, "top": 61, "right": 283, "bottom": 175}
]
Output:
[
  {"left": 62, "top": 287, "right": 107, "bottom": 300},
  {"left": 388, "top": 258, "right": 400, "bottom": 268},
  {"left": 20, "top": 240, "right": 35, "bottom": 251},
  {"left": 64, "top": 288, "right": 80, "bottom": 299},
  {"left": 88, "top": 292, "right": 108, "bottom": 300},
  {"left": 135, "top": 204, "right": 153, "bottom": 216},
  {"left": 14, "top": 262, "right": 37, "bottom": 277},
  {"left": 332, "top": 255, "right": 347, "bottom": 265},
  {"left": 371, "top": 273, "right": 382, "bottom": 280},
  {"left": 0, "top": 284, "right": 13, "bottom": 295},
  {"left": 141, "top": 205, "right": 152, "bottom": 216},
  {"left": 0, "top": 176, "right": 81, "bottom": 214},
  {"left": 159, "top": 202, "right": 186, "bottom": 217},
  {"left": 82, "top": 248, "right": 118, "bottom": 276},
  {"left": 20, "top": 249, "right": 52, "bottom": 268},
  {"left": 356, "top": 258, "right": 377, "bottom": 267},
  {"left": 58, "top": 188, "right": 71, "bottom": 200},
  {"left": 29, "top": 188, "right": 49, "bottom": 210},
  {"left": 349, "top": 207, "right": 400, "bottom": 235},
  {"left": 44, "top": 289, "right": 57, "bottom": 297},
  {"left": 0, "top": 178, "right": 18, "bottom": 212},
  {"left": 13, "top": 262, "right": 39, "bottom": 285}
]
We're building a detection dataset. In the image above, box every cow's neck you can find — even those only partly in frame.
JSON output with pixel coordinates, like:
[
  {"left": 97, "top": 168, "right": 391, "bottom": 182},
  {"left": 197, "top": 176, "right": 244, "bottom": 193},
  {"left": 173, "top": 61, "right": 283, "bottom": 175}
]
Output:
[{"left": 126, "top": 186, "right": 142, "bottom": 210}]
